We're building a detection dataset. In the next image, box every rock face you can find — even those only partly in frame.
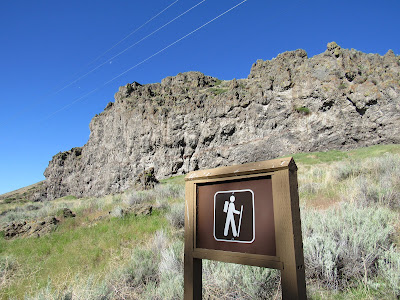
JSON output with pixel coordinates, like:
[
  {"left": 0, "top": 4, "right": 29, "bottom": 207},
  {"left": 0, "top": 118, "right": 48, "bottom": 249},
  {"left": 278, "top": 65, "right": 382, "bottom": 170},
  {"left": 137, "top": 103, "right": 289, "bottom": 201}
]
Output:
[
  {"left": 4, "top": 216, "right": 59, "bottom": 239},
  {"left": 44, "top": 43, "right": 400, "bottom": 199}
]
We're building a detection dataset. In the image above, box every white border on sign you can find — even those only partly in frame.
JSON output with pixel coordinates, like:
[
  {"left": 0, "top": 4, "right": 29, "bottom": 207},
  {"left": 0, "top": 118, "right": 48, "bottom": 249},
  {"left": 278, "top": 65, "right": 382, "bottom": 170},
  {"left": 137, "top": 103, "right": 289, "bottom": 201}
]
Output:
[{"left": 213, "top": 189, "right": 255, "bottom": 243}]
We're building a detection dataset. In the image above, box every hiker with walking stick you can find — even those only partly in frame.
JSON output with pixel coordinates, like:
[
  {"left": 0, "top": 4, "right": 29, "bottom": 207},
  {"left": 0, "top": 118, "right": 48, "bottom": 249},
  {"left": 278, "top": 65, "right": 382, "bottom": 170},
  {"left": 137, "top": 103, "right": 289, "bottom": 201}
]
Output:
[{"left": 223, "top": 194, "right": 243, "bottom": 237}]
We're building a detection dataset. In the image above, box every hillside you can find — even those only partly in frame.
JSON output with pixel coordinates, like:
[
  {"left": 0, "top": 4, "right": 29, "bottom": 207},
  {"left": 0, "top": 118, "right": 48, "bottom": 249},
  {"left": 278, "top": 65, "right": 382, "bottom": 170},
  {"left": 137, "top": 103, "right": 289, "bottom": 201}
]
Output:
[
  {"left": 0, "top": 182, "right": 44, "bottom": 205},
  {"left": 1, "top": 145, "right": 399, "bottom": 299},
  {"left": 42, "top": 42, "right": 400, "bottom": 200}
]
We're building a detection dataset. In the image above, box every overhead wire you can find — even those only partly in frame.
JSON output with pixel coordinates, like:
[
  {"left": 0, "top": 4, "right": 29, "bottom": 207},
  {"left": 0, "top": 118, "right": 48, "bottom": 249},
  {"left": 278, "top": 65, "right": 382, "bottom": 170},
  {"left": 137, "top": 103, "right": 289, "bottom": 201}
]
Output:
[
  {"left": 54, "top": 0, "right": 180, "bottom": 87},
  {"left": 0, "top": 0, "right": 179, "bottom": 128},
  {"left": 88, "top": 0, "right": 180, "bottom": 66},
  {"left": 43, "top": 0, "right": 249, "bottom": 121},
  {"left": 51, "top": 0, "right": 208, "bottom": 96}
]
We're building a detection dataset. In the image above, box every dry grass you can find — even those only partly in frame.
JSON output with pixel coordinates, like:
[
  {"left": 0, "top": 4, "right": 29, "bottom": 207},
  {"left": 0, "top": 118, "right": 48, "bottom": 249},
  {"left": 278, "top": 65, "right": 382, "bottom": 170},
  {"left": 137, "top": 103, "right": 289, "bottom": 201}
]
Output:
[{"left": 1, "top": 145, "right": 400, "bottom": 299}]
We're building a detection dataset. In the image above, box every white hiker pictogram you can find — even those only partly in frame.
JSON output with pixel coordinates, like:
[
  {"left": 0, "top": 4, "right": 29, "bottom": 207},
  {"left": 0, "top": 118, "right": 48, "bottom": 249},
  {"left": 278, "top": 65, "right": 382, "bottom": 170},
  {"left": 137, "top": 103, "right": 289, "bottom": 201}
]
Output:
[{"left": 223, "top": 194, "right": 243, "bottom": 237}]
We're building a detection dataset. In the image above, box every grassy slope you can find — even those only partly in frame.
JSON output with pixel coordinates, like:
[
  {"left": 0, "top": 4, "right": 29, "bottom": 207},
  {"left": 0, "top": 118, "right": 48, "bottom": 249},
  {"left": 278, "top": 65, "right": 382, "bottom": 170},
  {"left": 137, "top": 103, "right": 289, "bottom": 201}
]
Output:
[
  {"left": 292, "top": 144, "right": 400, "bottom": 165},
  {"left": 0, "top": 181, "right": 44, "bottom": 207},
  {"left": 0, "top": 201, "right": 170, "bottom": 299},
  {"left": 1, "top": 144, "right": 399, "bottom": 299}
]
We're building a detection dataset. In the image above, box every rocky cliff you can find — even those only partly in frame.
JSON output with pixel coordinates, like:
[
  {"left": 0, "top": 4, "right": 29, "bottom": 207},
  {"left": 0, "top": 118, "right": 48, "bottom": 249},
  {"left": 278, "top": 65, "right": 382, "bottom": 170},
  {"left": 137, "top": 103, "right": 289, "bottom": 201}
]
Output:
[{"left": 43, "top": 42, "right": 400, "bottom": 200}]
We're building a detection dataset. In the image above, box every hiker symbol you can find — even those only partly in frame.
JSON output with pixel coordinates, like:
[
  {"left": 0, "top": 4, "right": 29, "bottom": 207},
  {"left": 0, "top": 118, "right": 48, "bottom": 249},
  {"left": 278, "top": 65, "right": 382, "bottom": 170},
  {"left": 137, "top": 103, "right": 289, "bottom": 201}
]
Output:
[{"left": 213, "top": 189, "right": 255, "bottom": 243}]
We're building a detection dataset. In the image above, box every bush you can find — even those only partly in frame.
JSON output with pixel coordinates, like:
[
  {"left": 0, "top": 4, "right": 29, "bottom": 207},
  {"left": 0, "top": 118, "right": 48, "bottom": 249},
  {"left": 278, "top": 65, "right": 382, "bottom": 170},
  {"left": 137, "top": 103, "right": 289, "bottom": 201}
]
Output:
[
  {"left": 295, "top": 106, "right": 311, "bottom": 115},
  {"left": 123, "top": 248, "right": 159, "bottom": 288},
  {"left": 154, "top": 184, "right": 184, "bottom": 201},
  {"left": 0, "top": 255, "right": 18, "bottom": 288},
  {"left": 30, "top": 276, "right": 110, "bottom": 300},
  {"left": 302, "top": 202, "right": 396, "bottom": 290},
  {"left": 155, "top": 241, "right": 184, "bottom": 299},
  {"left": 202, "top": 260, "right": 280, "bottom": 299},
  {"left": 347, "top": 174, "right": 400, "bottom": 209},
  {"left": 123, "top": 191, "right": 147, "bottom": 206},
  {"left": 331, "top": 154, "right": 400, "bottom": 208},
  {"left": 333, "top": 161, "right": 363, "bottom": 181},
  {"left": 166, "top": 202, "right": 185, "bottom": 229},
  {"left": 378, "top": 246, "right": 400, "bottom": 296},
  {"left": 110, "top": 205, "right": 124, "bottom": 218}
]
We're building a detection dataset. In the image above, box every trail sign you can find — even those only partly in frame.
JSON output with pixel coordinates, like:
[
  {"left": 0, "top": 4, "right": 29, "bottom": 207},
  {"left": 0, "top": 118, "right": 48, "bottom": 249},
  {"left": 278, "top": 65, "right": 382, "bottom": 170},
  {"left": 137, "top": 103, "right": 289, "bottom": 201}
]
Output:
[
  {"left": 214, "top": 189, "right": 254, "bottom": 243},
  {"left": 184, "top": 157, "right": 306, "bottom": 300}
]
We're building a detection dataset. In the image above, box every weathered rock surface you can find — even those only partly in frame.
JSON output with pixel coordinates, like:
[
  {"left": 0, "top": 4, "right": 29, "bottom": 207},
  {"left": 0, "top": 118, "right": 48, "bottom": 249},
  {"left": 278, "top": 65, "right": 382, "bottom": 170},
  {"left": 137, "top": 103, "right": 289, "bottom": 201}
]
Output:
[
  {"left": 135, "top": 167, "right": 159, "bottom": 190},
  {"left": 44, "top": 43, "right": 400, "bottom": 199},
  {"left": 62, "top": 208, "right": 76, "bottom": 218},
  {"left": 3, "top": 216, "right": 59, "bottom": 239},
  {"left": 122, "top": 204, "right": 153, "bottom": 217}
]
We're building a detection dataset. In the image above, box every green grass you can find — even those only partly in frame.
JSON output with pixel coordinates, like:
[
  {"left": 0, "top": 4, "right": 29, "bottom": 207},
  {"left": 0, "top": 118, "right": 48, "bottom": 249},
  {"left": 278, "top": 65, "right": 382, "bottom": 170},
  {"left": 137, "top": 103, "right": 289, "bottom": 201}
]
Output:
[
  {"left": 214, "top": 79, "right": 222, "bottom": 86},
  {"left": 295, "top": 106, "right": 311, "bottom": 115},
  {"left": 291, "top": 144, "right": 400, "bottom": 165},
  {"left": 0, "top": 210, "right": 168, "bottom": 299},
  {"left": 159, "top": 174, "right": 185, "bottom": 185},
  {"left": 1, "top": 144, "right": 400, "bottom": 299},
  {"left": 209, "top": 87, "right": 228, "bottom": 95}
]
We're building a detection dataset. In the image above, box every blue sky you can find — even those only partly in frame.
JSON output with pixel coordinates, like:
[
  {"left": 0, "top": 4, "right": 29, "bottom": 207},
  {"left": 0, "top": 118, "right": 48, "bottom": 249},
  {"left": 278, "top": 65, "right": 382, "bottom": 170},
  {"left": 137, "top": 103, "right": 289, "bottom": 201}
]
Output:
[{"left": 0, "top": 0, "right": 399, "bottom": 195}]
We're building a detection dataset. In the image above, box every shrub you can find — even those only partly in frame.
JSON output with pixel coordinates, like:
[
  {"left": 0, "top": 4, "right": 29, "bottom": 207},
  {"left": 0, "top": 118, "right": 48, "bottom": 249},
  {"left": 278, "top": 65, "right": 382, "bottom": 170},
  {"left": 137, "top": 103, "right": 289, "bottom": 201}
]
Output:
[
  {"left": 166, "top": 202, "right": 185, "bottom": 229},
  {"left": 123, "top": 248, "right": 159, "bottom": 288},
  {"left": 378, "top": 246, "right": 400, "bottom": 296},
  {"left": 349, "top": 175, "right": 400, "bottom": 208},
  {"left": 333, "top": 161, "right": 363, "bottom": 181},
  {"left": 110, "top": 205, "right": 124, "bottom": 218},
  {"left": 155, "top": 241, "right": 184, "bottom": 299},
  {"left": 299, "top": 182, "right": 324, "bottom": 195},
  {"left": 302, "top": 202, "right": 396, "bottom": 290},
  {"left": 0, "top": 255, "right": 18, "bottom": 288},
  {"left": 151, "top": 230, "right": 168, "bottom": 253},
  {"left": 31, "top": 276, "right": 110, "bottom": 300},
  {"left": 202, "top": 260, "right": 280, "bottom": 299},
  {"left": 154, "top": 184, "right": 184, "bottom": 201},
  {"left": 123, "top": 191, "right": 146, "bottom": 206},
  {"left": 295, "top": 106, "right": 311, "bottom": 115},
  {"left": 154, "top": 184, "right": 185, "bottom": 210}
]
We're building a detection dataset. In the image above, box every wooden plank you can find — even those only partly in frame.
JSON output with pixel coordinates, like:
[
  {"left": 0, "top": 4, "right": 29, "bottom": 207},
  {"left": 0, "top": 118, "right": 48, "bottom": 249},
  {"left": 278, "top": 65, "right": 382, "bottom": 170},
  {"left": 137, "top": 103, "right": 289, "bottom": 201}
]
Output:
[
  {"left": 185, "top": 157, "right": 296, "bottom": 181},
  {"left": 188, "top": 171, "right": 274, "bottom": 185},
  {"left": 184, "top": 181, "right": 202, "bottom": 300},
  {"left": 272, "top": 168, "right": 306, "bottom": 299},
  {"left": 193, "top": 248, "right": 283, "bottom": 270}
]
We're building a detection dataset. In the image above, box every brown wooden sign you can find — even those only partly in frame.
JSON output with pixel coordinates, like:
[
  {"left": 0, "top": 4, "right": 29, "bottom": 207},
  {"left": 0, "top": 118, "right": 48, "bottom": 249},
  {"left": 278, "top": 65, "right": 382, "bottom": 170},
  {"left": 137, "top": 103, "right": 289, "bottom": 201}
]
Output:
[{"left": 184, "top": 157, "right": 306, "bottom": 299}]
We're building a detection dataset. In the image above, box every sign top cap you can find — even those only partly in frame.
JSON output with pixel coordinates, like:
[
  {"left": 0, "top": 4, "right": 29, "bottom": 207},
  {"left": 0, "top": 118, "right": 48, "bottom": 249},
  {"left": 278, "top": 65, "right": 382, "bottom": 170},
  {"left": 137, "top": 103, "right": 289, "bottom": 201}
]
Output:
[{"left": 185, "top": 157, "right": 296, "bottom": 181}]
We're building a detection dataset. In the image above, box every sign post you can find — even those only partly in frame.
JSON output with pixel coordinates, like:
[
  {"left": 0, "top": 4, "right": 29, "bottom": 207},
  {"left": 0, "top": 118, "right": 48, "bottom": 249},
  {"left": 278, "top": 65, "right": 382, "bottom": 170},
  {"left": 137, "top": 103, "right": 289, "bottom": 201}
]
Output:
[{"left": 184, "top": 157, "right": 306, "bottom": 299}]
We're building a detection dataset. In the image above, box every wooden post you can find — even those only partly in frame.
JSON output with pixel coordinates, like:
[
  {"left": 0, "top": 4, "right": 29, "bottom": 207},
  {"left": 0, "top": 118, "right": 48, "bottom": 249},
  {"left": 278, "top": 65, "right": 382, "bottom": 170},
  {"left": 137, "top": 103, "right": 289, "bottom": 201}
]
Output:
[
  {"left": 184, "top": 181, "right": 202, "bottom": 300},
  {"left": 272, "top": 165, "right": 306, "bottom": 299}
]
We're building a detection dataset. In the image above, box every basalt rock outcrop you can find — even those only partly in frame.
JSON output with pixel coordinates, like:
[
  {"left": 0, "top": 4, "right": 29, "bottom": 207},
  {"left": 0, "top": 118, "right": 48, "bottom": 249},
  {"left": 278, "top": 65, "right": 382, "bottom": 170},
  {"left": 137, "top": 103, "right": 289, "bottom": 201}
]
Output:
[
  {"left": 3, "top": 216, "right": 59, "bottom": 239},
  {"left": 44, "top": 42, "right": 400, "bottom": 199}
]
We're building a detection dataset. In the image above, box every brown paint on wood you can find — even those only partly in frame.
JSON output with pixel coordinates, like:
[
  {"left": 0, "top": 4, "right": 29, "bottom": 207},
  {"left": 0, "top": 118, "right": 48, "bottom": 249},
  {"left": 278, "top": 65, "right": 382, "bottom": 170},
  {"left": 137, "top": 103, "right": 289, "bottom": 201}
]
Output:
[
  {"left": 184, "top": 182, "right": 202, "bottom": 299},
  {"left": 193, "top": 248, "right": 283, "bottom": 270},
  {"left": 184, "top": 158, "right": 306, "bottom": 300},
  {"left": 185, "top": 157, "right": 296, "bottom": 182},
  {"left": 272, "top": 168, "right": 307, "bottom": 299},
  {"left": 196, "top": 177, "right": 276, "bottom": 256}
]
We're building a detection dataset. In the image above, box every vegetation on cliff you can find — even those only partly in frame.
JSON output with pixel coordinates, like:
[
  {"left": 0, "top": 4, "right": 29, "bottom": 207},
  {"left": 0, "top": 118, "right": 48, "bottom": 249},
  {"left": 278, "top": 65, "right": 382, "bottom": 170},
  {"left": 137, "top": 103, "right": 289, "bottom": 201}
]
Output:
[{"left": 43, "top": 43, "right": 400, "bottom": 200}]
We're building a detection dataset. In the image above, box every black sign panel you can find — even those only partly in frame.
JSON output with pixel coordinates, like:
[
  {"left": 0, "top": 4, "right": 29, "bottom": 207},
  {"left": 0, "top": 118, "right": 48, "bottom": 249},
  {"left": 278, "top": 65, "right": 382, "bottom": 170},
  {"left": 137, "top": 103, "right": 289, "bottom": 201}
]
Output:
[{"left": 213, "top": 189, "right": 255, "bottom": 243}]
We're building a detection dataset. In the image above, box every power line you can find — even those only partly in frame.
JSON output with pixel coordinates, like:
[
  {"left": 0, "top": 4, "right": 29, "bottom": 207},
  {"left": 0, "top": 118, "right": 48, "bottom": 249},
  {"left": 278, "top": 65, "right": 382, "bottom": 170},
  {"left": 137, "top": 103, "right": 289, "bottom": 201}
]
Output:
[
  {"left": 51, "top": 0, "right": 207, "bottom": 96},
  {"left": 43, "top": 0, "right": 249, "bottom": 121},
  {"left": 55, "top": 0, "right": 180, "bottom": 88},
  {"left": 88, "top": 0, "right": 180, "bottom": 66},
  {"left": 0, "top": 0, "right": 179, "bottom": 128}
]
